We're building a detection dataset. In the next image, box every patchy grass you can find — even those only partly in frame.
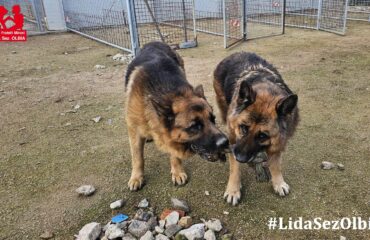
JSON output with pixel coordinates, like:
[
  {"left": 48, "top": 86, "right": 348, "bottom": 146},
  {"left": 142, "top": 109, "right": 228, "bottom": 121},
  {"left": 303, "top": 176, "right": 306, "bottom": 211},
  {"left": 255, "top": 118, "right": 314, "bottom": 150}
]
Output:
[{"left": 0, "top": 22, "right": 369, "bottom": 239}]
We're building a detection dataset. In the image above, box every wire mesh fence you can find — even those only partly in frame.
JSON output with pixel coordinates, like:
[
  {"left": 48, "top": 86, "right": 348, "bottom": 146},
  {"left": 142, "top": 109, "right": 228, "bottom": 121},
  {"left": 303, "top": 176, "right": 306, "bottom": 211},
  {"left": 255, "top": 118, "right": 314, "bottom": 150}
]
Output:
[
  {"left": 133, "top": 0, "right": 195, "bottom": 47},
  {"left": 0, "top": 0, "right": 46, "bottom": 33},
  {"left": 347, "top": 0, "right": 370, "bottom": 21},
  {"left": 62, "top": 0, "right": 132, "bottom": 51}
]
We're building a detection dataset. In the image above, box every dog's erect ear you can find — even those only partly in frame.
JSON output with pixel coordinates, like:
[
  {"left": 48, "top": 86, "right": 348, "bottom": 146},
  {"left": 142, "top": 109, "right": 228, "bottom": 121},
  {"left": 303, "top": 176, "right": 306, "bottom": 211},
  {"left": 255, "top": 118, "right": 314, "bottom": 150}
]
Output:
[
  {"left": 236, "top": 80, "right": 256, "bottom": 112},
  {"left": 276, "top": 94, "right": 298, "bottom": 116},
  {"left": 194, "top": 84, "right": 205, "bottom": 99},
  {"left": 149, "top": 95, "right": 175, "bottom": 128}
]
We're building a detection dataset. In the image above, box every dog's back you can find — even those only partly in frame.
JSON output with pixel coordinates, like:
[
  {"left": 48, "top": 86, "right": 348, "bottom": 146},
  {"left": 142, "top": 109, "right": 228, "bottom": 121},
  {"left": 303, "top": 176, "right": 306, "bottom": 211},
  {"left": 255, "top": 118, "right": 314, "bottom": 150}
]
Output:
[{"left": 125, "top": 41, "right": 185, "bottom": 92}]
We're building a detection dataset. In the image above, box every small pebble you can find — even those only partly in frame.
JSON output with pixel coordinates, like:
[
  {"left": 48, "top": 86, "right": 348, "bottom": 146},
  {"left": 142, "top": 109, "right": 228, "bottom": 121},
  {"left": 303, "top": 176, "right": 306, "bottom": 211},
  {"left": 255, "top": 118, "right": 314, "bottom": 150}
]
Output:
[
  {"left": 94, "top": 64, "right": 106, "bottom": 69},
  {"left": 205, "top": 191, "right": 210, "bottom": 196},
  {"left": 74, "top": 104, "right": 80, "bottom": 110},
  {"left": 110, "top": 199, "right": 124, "bottom": 209},
  {"left": 171, "top": 198, "right": 190, "bottom": 213},
  {"left": 155, "top": 226, "right": 164, "bottom": 234},
  {"left": 165, "top": 211, "right": 179, "bottom": 228},
  {"left": 138, "top": 198, "right": 149, "bottom": 208},
  {"left": 76, "top": 185, "right": 95, "bottom": 196},
  {"left": 223, "top": 211, "right": 229, "bottom": 215},
  {"left": 40, "top": 230, "right": 53, "bottom": 239},
  {"left": 178, "top": 216, "right": 192, "bottom": 228},
  {"left": 337, "top": 163, "right": 345, "bottom": 171},
  {"left": 92, "top": 116, "right": 102, "bottom": 123},
  {"left": 321, "top": 161, "right": 335, "bottom": 170},
  {"left": 204, "top": 230, "right": 216, "bottom": 240}
]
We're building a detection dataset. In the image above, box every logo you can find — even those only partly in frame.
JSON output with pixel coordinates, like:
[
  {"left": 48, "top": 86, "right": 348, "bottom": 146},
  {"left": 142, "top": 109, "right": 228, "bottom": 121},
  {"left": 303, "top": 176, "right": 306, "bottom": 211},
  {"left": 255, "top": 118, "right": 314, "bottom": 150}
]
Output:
[{"left": 0, "top": 4, "right": 27, "bottom": 42}]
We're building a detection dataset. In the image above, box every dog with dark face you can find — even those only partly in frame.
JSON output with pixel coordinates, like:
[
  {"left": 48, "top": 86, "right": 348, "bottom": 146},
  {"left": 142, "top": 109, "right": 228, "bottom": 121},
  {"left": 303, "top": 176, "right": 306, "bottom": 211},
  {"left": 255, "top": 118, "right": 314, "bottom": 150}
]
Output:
[
  {"left": 213, "top": 52, "right": 299, "bottom": 205},
  {"left": 125, "top": 42, "right": 229, "bottom": 191}
]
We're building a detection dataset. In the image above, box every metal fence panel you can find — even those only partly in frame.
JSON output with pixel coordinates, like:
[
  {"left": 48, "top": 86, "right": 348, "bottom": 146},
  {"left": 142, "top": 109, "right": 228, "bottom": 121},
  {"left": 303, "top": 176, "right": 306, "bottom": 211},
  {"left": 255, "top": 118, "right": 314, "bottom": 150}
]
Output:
[
  {"left": 0, "top": 0, "right": 46, "bottom": 33},
  {"left": 285, "top": 0, "right": 320, "bottom": 29},
  {"left": 245, "top": 0, "right": 284, "bottom": 40},
  {"left": 62, "top": 0, "right": 133, "bottom": 52},
  {"left": 223, "top": 0, "right": 244, "bottom": 48},
  {"left": 132, "top": 0, "right": 195, "bottom": 47},
  {"left": 347, "top": 0, "right": 370, "bottom": 21},
  {"left": 319, "top": 0, "right": 348, "bottom": 34}
]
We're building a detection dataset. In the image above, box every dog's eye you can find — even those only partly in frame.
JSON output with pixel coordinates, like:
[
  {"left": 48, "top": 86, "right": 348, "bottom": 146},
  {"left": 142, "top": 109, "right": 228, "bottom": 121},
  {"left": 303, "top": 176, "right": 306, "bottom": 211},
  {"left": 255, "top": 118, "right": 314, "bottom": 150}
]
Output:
[
  {"left": 257, "top": 132, "right": 269, "bottom": 141},
  {"left": 209, "top": 114, "right": 216, "bottom": 124},
  {"left": 186, "top": 121, "right": 203, "bottom": 133},
  {"left": 239, "top": 124, "right": 249, "bottom": 136}
]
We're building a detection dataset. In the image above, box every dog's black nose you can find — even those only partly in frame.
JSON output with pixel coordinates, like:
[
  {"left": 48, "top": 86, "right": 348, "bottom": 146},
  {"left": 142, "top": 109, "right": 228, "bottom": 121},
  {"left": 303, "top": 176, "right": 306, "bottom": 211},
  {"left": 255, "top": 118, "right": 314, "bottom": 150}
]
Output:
[{"left": 216, "top": 135, "right": 229, "bottom": 150}]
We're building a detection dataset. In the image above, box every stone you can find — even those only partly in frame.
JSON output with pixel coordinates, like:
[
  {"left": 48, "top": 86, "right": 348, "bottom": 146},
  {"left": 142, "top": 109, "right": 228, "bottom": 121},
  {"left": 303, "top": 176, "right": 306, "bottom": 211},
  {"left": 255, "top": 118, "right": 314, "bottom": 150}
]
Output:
[
  {"left": 92, "top": 116, "right": 101, "bottom": 123},
  {"left": 165, "top": 211, "right": 179, "bottom": 228},
  {"left": 138, "top": 198, "right": 149, "bottom": 208},
  {"left": 94, "top": 64, "right": 106, "bottom": 69},
  {"left": 155, "top": 234, "right": 169, "bottom": 240},
  {"left": 122, "top": 233, "right": 137, "bottom": 240},
  {"left": 164, "top": 224, "right": 182, "bottom": 238},
  {"left": 221, "top": 233, "right": 233, "bottom": 240},
  {"left": 204, "top": 218, "right": 222, "bottom": 232},
  {"left": 204, "top": 230, "right": 216, "bottom": 240},
  {"left": 76, "top": 185, "right": 95, "bottom": 196},
  {"left": 160, "top": 209, "right": 185, "bottom": 220},
  {"left": 76, "top": 222, "right": 101, "bottom": 240},
  {"left": 337, "top": 163, "right": 345, "bottom": 170},
  {"left": 159, "top": 220, "right": 165, "bottom": 229},
  {"left": 140, "top": 231, "right": 154, "bottom": 240},
  {"left": 105, "top": 224, "right": 124, "bottom": 239},
  {"left": 113, "top": 53, "right": 125, "bottom": 61},
  {"left": 128, "top": 220, "right": 149, "bottom": 238},
  {"left": 178, "top": 216, "right": 192, "bottom": 228},
  {"left": 147, "top": 216, "right": 158, "bottom": 230},
  {"left": 205, "top": 191, "right": 210, "bottom": 196},
  {"left": 110, "top": 199, "right": 124, "bottom": 209},
  {"left": 74, "top": 104, "right": 80, "bottom": 110},
  {"left": 223, "top": 211, "right": 229, "bottom": 215},
  {"left": 40, "top": 230, "right": 53, "bottom": 239},
  {"left": 155, "top": 226, "right": 164, "bottom": 234},
  {"left": 340, "top": 236, "right": 346, "bottom": 240},
  {"left": 321, "top": 161, "right": 335, "bottom": 170},
  {"left": 171, "top": 198, "right": 190, "bottom": 213},
  {"left": 135, "top": 209, "right": 154, "bottom": 222},
  {"left": 177, "top": 223, "right": 205, "bottom": 240}
]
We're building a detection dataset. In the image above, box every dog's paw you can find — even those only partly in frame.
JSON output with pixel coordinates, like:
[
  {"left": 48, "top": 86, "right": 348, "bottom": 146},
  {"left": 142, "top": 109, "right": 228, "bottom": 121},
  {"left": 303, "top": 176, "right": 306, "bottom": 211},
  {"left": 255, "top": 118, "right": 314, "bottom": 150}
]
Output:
[
  {"left": 273, "top": 181, "right": 290, "bottom": 196},
  {"left": 224, "top": 186, "right": 241, "bottom": 206},
  {"left": 128, "top": 176, "right": 144, "bottom": 191},
  {"left": 171, "top": 172, "right": 188, "bottom": 186}
]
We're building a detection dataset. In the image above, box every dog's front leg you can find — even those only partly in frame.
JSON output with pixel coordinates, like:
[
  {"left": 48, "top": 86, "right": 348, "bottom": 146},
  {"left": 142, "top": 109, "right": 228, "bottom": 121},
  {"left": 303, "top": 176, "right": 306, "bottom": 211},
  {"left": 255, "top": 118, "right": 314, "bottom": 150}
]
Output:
[
  {"left": 128, "top": 126, "right": 145, "bottom": 191},
  {"left": 224, "top": 154, "right": 242, "bottom": 206},
  {"left": 170, "top": 156, "right": 188, "bottom": 186},
  {"left": 268, "top": 154, "right": 290, "bottom": 196}
]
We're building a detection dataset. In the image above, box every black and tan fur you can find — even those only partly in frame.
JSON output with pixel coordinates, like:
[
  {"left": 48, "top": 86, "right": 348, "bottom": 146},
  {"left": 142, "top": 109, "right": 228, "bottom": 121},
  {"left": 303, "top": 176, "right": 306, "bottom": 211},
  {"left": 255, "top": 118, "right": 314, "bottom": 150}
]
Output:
[
  {"left": 125, "top": 42, "right": 228, "bottom": 191},
  {"left": 213, "top": 52, "right": 299, "bottom": 205}
]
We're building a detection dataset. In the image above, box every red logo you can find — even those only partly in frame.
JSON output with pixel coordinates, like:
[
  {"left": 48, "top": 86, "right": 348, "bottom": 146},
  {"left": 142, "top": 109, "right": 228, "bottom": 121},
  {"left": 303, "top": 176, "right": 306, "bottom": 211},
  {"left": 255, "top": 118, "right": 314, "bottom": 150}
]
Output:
[{"left": 0, "top": 5, "right": 27, "bottom": 42}]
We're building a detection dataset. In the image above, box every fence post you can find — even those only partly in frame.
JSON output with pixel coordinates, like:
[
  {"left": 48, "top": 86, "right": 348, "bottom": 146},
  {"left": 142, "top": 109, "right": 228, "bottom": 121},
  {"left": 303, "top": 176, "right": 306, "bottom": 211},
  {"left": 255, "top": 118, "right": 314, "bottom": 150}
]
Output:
[
  {"left": 30, "top": 0, "right": 44, "bottom": 32},
  {"left": 222, "top": 0, "right": 227, "bottom": 48},
  {"left": 192, "top": 0, "right": 197, "bottom": 40},
  {"left": 282, "top": 0, "right": 286, "bottom": 34},
  {"left": 317, "top": 0, "right": 322, "bottom": 30},
  {"left": 343, "top": 0, "right": 349, "bottom": 34},
  {"left": 125, "top": 0, "right": 140, "bottom": 56},
  {"left": 242, "top": 0, "right": 246, "bottom": 40}
]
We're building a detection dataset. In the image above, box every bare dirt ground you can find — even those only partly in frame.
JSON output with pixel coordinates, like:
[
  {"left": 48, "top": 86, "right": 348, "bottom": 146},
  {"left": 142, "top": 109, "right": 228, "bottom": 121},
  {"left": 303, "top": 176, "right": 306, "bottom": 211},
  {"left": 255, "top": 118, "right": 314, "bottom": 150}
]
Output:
[{"left": 0, "top": 22, "right": 369, "bottom": 240}]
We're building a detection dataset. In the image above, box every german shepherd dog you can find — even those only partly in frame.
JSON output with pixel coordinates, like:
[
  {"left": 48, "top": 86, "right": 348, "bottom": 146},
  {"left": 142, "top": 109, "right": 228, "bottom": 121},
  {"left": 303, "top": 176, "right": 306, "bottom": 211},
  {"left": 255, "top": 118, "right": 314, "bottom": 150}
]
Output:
[
  {"left": 213, "top": 52, "right": 299, "bottom": 205},
  {"left": 125, "top": 42, "right": 229, "bottom": 191}
]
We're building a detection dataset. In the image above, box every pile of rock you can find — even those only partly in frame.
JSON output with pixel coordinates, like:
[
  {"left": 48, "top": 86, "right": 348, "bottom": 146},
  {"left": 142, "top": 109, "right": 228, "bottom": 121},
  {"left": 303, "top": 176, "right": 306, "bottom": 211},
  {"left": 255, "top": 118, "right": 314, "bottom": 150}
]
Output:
[{"left": 75, "top": 198, "right": 233, "bottom": 240}]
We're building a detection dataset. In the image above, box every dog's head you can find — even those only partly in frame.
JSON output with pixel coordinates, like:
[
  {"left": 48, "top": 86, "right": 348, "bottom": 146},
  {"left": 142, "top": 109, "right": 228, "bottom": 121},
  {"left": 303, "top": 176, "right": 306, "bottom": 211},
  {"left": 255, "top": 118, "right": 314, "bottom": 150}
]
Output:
[
  {"left": 228, "top": 79, "right": 298, "bottom": 163},
  {"left": 150, "top": 85, "right": 229, "bottom": 162}
]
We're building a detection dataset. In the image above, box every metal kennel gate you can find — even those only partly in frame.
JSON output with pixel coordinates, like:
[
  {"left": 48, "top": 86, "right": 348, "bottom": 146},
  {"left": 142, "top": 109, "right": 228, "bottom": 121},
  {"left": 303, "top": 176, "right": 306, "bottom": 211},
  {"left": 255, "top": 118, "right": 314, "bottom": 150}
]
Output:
[
  {"left": 285, "top": 0, "right": 349, "bottom": 34},
  {"left": 62, "top": 0, "right": 196, "bottom": 55},
  {"left": 347, "top": 0, "right": 370, "bottom": 21},
  {"left": 194, "top": 0, "right": 284, "bottom": 48},
  {"left": 0, "top": 0, "right": 46, "bottom": 33}
]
